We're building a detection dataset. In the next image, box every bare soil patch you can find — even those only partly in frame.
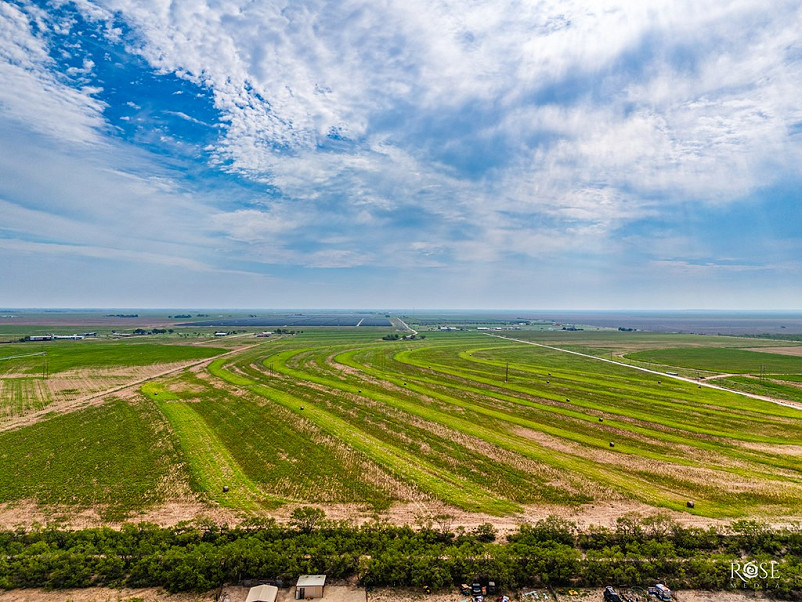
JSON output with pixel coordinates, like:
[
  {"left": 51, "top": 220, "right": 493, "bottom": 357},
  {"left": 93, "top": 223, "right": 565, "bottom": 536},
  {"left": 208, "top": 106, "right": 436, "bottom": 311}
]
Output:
[
  {"left": 675, "top": 592, "right": 774, "bottom": 602},
  {"left": 0, "top": 586, "right": 778, "bottom": 602},
  {"left": 0, "top": 588, "right": 210, "bottom": 602},
  {"left": 367, "top": 588, "right": 775, "bottom": 602},
  {"left": 740, "top": 442, "right": 802, "bottom": 456},
  {"left": 745, "top": 346, "right": 802, "bottom": 357}
]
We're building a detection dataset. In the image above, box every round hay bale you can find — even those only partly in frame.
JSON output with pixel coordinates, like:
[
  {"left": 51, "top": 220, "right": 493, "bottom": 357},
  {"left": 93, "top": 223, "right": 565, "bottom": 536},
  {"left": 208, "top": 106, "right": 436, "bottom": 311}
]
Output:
[
  {"left": 609, "top": 441, "right": 615, "bottom": 447},
  {"left": 687, "top": 500, "right": 695, "bottom": 508},
  {"left": 300, "top": 406, "right": 304, "bottom": 410},
  {"left": 599, "top": 417, "right": 604, "bottom": 422},
  {"left": 223, "top": 485, "right": 229, "bottom": 493}
]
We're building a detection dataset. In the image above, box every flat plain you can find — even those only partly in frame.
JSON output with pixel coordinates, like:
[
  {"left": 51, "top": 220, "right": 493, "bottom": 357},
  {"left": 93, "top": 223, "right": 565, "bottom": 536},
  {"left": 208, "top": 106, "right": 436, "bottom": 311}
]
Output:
[{"left": 1, "top": 316, "right": 801, "bottom": 528}]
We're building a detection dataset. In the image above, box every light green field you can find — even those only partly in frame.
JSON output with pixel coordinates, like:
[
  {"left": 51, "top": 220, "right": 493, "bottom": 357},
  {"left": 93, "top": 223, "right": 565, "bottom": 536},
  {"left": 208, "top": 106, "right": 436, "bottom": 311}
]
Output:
[
  {"left": 1, "top": 327, "right": 801, "bottom": 522},
  {"left": 626, "top": 346, "right": 802, "bottom": 374},
  {"left": 0, "top": 341, "right": 224, "bottom": 375},
  {"left": 149, "top": 329, "right": 802, "bottom": 518},
  {"left": 0, "top": 399, "right": 181, "bottom": 519}
]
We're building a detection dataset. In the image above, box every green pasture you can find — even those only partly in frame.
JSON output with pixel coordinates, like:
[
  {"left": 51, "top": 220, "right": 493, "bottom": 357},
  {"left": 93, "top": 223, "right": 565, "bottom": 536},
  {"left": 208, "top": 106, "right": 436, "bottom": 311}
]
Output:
[
  {"left": 0, "top": 399, "right": 179, "bottom": 519},
  {"left": 143, "top": 370, "right": 405, "bottom": 511},
  {"left": 0, "top": 342, "right": 224, "bottom": 375},
  {"left": 626, "top": 346, "right": 802, "bottom": 374}
]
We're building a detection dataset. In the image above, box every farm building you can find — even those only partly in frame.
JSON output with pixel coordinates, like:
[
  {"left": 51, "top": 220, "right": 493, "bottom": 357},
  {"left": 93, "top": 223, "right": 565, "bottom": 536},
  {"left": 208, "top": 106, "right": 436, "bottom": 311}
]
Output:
[
  {"left": 246, "top": 585, "right": 279, "bottom": 602},
  {"left": 215, "top": 331, "right": 229, "bottom": 337},
  {"left": 295, "top": 575, "right": 326, "bottom": 599}
]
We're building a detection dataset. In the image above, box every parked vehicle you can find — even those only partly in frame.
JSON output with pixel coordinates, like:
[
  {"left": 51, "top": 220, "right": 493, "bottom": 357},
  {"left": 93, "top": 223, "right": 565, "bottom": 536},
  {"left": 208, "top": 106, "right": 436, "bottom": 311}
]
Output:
[
  {"left": 604, "top": 587, "right": 622, "bottom": 602},
  {"left": 648, "top": 585, "right": 671, "bottom": 601}
]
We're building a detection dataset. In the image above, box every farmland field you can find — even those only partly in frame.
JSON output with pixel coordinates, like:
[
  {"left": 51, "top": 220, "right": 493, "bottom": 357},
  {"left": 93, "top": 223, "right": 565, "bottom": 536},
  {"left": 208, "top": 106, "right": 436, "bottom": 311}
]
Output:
[
  {"left": 0, "top": 342, "right": 224, "bottom": 375},
  {"left": 626, "top": 346, "right": 802, "bottom": 374},
  {"left": 1, "top": 325, "right": 801, "bottom": 527},
  {"left": 0, "top": 342, "right": 226, "bottom": 424}
]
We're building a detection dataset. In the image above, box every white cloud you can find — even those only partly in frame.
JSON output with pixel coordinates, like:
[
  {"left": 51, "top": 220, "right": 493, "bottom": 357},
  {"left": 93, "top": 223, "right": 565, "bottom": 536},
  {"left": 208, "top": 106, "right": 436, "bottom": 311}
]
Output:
[
  {"left": 74, "top": 1, "right": 799, "bottom": 215},
  {"left": 2, "top": 0, "right": 802, "bottom": 306},
  {"left": 0, "top": 2, "right": 106, "bottom": 145}
]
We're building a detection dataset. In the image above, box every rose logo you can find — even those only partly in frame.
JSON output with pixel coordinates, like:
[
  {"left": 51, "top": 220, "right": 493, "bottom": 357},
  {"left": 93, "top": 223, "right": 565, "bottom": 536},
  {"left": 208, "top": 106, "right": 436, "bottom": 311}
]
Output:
[{"left": 741, "top": 562, "right": 759, "bottom": 580}]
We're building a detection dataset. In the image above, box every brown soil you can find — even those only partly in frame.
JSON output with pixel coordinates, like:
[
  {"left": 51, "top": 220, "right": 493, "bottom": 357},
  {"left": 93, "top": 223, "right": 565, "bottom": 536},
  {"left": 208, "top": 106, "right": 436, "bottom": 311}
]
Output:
[
  {"left": 0, "top": 586, "right": 778, "bottom": 602},
  {"left": 0, "top": 587, "right": 211, "bottom": 602},
  {"left": 10, "top": 492, "right": 790, "bottom": 534},
  {"left": 367, "top": 588, "right": 775, "bottom": 602},
  {"left": 745, "top": 346, "right": 802, "bottom": 357}
]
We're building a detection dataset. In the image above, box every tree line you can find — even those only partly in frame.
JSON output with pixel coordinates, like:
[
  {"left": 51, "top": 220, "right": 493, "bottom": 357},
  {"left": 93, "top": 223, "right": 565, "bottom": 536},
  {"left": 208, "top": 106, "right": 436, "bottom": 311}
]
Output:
[{"left": 0, "top": 513, "right": 800, "bottom": 597}]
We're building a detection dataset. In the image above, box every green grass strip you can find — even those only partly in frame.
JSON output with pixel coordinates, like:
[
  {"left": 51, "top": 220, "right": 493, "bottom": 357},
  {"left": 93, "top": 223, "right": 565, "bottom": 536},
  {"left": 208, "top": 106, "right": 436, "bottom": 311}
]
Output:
[
  {"left": 204, "top": 360, "right": 520, "bottom": 515},
  {"left": 153, "top": 396, "right": 283, "bottom": 511}
]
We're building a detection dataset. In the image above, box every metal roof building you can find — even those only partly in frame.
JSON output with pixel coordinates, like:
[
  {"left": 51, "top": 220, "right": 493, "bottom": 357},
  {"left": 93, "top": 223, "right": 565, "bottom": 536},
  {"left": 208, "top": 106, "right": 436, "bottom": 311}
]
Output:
[
  {"left": 246, "top": 585, "right": 279, "bottom": 602},
  {"left": 295, "top": 575, "right": 326, "bottom": 599}
]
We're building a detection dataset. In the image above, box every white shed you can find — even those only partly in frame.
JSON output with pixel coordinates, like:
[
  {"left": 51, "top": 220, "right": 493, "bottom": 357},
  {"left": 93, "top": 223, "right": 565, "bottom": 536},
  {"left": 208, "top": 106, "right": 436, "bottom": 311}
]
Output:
[
  {"left": 295, "top": 575, "right": 326, "bottom": 599},
  {"left": 246, "top": 584, "right": 279, "bottom": 602}
]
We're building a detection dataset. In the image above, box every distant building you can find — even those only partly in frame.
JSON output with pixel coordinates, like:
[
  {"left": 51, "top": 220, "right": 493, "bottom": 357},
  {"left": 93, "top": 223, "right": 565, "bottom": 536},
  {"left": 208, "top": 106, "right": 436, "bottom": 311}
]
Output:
[
  {"left": 214, "top": 332, "right": 229, "bottom": 337},
  {"left": 29, "top": 335, "right": 53, "bottom": 341},
  {"left": 296, "top": 575, "right": 326, "bottom": 599},
  {"left": 246, "top": 585, "right": 278, "bottom": 602},
  {"left": 53, "top": 335, "right": 84, "bottom": 340}
]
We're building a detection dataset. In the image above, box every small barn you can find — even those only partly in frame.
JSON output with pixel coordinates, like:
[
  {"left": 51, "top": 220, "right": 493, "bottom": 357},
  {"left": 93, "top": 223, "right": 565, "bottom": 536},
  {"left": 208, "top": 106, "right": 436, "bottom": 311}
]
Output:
[
  {"left": 246, "top": 585, "right": 278, "bottom": 602},
  {"left": 295, "top": 575, "right": 326, "bottom": 599}
]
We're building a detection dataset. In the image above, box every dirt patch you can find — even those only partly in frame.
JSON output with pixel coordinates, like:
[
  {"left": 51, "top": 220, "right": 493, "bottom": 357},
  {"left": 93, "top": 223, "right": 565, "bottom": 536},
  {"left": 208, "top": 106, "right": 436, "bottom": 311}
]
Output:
[
  {"left": 0, "top": 587, "right": 211, "bottom": 602},
  {"left": 744, "top": 346, "right": 802, "bottom": 357},
  {"left": 0, "top": 586, "right": 778, "bottom": 602},
  {"left": 5, "top": 495, "right": 802, "bottom": 534},
  {"left": 740, "top": 442, "right": 802, "bottom": 456},
  {"left": 368, "top": 588, "right": 775, "bottom": 602},
  {"left": 0, "top": 498, "right": 248, "bottom": 531},
  {"left": 674, "top": 592, "right": 773, "bottom": 602}
]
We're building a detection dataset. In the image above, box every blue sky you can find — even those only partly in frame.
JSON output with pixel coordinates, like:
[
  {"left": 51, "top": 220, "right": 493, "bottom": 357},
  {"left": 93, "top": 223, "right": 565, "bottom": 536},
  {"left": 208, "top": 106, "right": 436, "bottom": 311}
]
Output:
[{"left": 1, "top": 0, "right": 801, "bottom": 309}]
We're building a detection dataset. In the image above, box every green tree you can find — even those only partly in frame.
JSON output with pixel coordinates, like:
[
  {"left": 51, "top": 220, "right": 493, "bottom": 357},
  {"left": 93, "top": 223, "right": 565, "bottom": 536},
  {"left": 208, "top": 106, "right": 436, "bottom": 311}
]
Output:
[{"left": 291, "top": 507, "right": 327, "bottom": 532}]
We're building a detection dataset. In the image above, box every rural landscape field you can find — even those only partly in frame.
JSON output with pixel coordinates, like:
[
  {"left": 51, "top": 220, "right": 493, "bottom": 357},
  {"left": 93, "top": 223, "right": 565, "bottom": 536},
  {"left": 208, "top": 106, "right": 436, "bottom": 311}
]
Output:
[
  {"left": 2, "top": 311, "right": 801, "bottom": 526},
  {"left": 4, "top": 0, "right": 802, "bottom": 597},
  {"left": 1, "top": 310, "right": 802, "bottom": 596}
]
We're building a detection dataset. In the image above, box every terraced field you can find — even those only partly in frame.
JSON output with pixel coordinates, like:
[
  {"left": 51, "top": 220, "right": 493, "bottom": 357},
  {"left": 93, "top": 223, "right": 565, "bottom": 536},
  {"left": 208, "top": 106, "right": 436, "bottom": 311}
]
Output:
[
  {"left": 148, "top": 329, "right": 802, "bottom": 520},
  {"left": 2, "top": 328, "right": 801, "bottom": 524}
]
